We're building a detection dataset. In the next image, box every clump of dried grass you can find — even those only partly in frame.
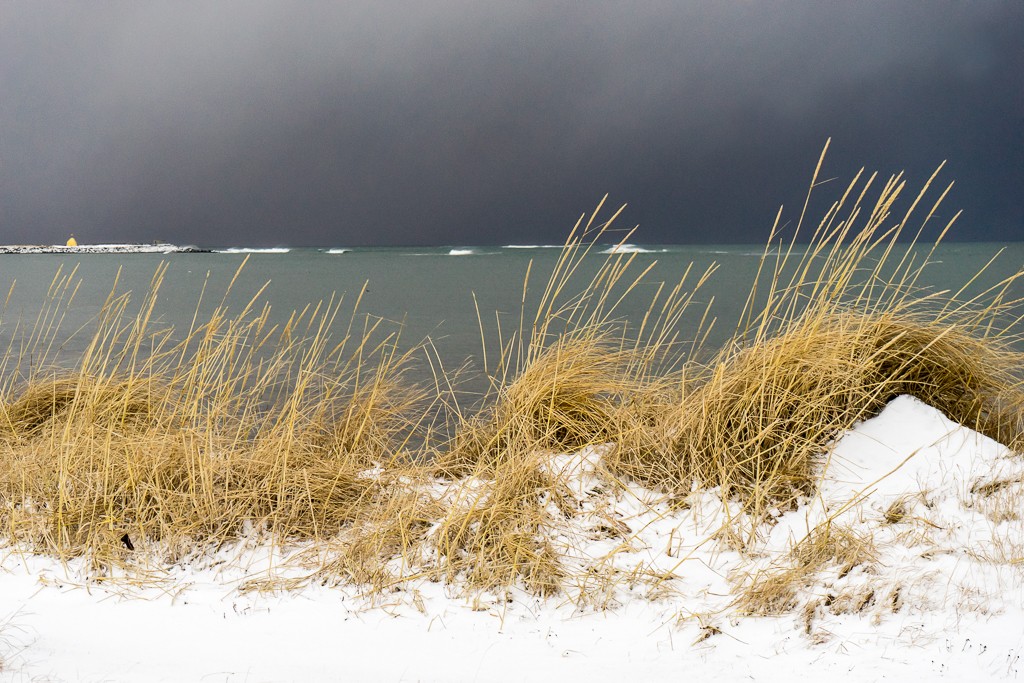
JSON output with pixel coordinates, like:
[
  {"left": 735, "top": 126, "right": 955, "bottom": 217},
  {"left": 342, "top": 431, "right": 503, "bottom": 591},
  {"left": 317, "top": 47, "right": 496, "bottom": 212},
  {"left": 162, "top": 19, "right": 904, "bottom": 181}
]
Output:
[
  {"left": 608, "top": 148, "right": 1024, "bottom": 527},
  {"left": 429, "top": 335, "right": 632, "bottom": 592},
  {"left": 0, "top": 375, "right": 166, "bottom": 437},
  {"left": 436, "top": 335, "right": 629, "bottom": 476},
  {"left": 434, "top": 453, "right": 566, "bottom": 595},
  {"left": 664, "top": 311, "right": 1023, "bottom": 513},
  {"left": 0, "top": 265, "right": 436, "bottom": 567},
  {"left": 735, "top": 522, "right": 877, "bottom": 616}
]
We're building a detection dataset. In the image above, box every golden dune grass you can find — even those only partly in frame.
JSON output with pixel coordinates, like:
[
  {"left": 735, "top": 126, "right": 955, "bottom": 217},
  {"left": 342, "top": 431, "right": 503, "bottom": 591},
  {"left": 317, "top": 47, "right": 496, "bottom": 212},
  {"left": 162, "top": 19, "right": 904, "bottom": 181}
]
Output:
[{"left": 0, "top": 152, "right": 1021, "bottom": 604}]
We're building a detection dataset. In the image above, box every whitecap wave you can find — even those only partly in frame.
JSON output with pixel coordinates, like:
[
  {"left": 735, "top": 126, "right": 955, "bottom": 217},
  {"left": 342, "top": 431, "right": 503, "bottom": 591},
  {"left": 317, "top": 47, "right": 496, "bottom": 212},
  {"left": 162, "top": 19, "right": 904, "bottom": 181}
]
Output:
[
  {"left": 600, "top": 244, "right": 667, "bottom": 254},
  {"left": 217, "top": 247, "right": 291, "bottom": 254},
  {"left": 502, "top": 244, "right": 562, "bottom": 249},
  {"left": 447, "top": 248, "right": 476, "bottom": 256},
  {"left": 325, "top": 248, "right": 349, "bottom": 254},
  {"left": 703, "top": 249, "right": 778, "bottom": 257}
]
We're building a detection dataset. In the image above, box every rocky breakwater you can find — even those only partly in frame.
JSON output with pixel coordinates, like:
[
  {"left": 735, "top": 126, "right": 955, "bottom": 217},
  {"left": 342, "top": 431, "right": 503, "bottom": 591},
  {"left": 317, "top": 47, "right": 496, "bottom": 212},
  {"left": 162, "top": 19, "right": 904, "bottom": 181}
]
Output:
[{"left": 0, "top": 243, "right": 210, "bottom": 254}]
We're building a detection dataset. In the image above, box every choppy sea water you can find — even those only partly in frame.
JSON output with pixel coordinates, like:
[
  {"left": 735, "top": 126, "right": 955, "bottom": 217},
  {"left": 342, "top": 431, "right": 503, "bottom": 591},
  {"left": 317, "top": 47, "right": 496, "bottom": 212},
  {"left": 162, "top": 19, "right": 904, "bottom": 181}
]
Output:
[{"left": 0, "top": 242, "right": 1020, "bottom": 394}]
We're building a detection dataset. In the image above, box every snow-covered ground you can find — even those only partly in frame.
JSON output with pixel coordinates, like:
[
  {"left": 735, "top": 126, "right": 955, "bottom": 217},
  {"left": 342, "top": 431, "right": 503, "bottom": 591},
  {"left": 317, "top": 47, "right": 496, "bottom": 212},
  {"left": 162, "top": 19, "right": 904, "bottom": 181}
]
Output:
[{"left": 2, "top": 395, "right": 1022, "bottom": 682}]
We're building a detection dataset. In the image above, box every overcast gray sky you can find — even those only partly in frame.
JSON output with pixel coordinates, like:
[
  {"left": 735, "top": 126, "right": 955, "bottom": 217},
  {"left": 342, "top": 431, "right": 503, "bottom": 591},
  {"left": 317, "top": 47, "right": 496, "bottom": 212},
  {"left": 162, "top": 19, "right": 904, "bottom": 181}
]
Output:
[{"left": 1, "top": 1, "right": 1021, "bottom": 246}]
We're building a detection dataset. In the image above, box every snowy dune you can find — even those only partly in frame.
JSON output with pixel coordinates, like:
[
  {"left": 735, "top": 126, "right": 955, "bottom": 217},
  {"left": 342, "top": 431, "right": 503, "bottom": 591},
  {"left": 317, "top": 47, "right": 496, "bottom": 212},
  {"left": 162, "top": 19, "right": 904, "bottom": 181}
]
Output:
[{"left": 1, "top": 395, "right": 1022, "bottom": 682}]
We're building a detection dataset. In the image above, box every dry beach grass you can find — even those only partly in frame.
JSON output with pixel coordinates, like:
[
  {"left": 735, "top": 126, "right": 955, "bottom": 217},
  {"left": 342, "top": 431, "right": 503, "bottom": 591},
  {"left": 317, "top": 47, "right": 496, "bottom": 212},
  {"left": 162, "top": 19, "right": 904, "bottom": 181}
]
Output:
[{"left": 0, "top": 152, "right": 1022, "bottom": 622}]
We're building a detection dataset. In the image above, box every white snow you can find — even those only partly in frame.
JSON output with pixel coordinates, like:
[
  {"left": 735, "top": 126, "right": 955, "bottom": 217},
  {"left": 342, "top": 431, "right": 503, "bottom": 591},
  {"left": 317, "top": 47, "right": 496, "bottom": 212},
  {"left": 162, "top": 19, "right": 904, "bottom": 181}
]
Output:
[{"left": 2, "top": 395, "right": 1022, "bottom": 682}]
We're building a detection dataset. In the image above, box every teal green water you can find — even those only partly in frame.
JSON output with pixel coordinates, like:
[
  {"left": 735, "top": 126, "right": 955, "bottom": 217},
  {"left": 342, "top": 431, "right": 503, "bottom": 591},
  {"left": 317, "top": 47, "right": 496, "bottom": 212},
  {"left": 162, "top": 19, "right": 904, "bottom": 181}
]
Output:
[{"left": 0, "top": 243, "right": 1021, "bottom": 392}]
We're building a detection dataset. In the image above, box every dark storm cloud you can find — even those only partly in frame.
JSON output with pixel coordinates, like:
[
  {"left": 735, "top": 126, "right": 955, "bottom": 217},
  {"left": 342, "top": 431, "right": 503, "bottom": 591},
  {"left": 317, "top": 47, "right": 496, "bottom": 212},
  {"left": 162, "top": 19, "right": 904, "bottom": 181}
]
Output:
[{"left": 1, "top": 1, "right": 1021, "bottom": 246}]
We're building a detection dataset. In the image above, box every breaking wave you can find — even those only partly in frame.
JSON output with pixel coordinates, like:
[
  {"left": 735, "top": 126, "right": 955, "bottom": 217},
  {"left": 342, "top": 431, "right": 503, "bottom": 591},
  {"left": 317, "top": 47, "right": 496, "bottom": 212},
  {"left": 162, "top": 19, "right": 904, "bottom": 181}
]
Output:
[{"left": 217, "top": 247, "right": 291, "bottom": 254}]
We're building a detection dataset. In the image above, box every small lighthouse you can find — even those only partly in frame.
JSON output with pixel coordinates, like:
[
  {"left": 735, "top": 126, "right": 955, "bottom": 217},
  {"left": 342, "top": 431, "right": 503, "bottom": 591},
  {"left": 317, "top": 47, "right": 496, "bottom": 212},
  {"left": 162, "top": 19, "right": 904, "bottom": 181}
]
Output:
[{"left": 66, "top": 234, "right": 78, "bottom": 247}]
